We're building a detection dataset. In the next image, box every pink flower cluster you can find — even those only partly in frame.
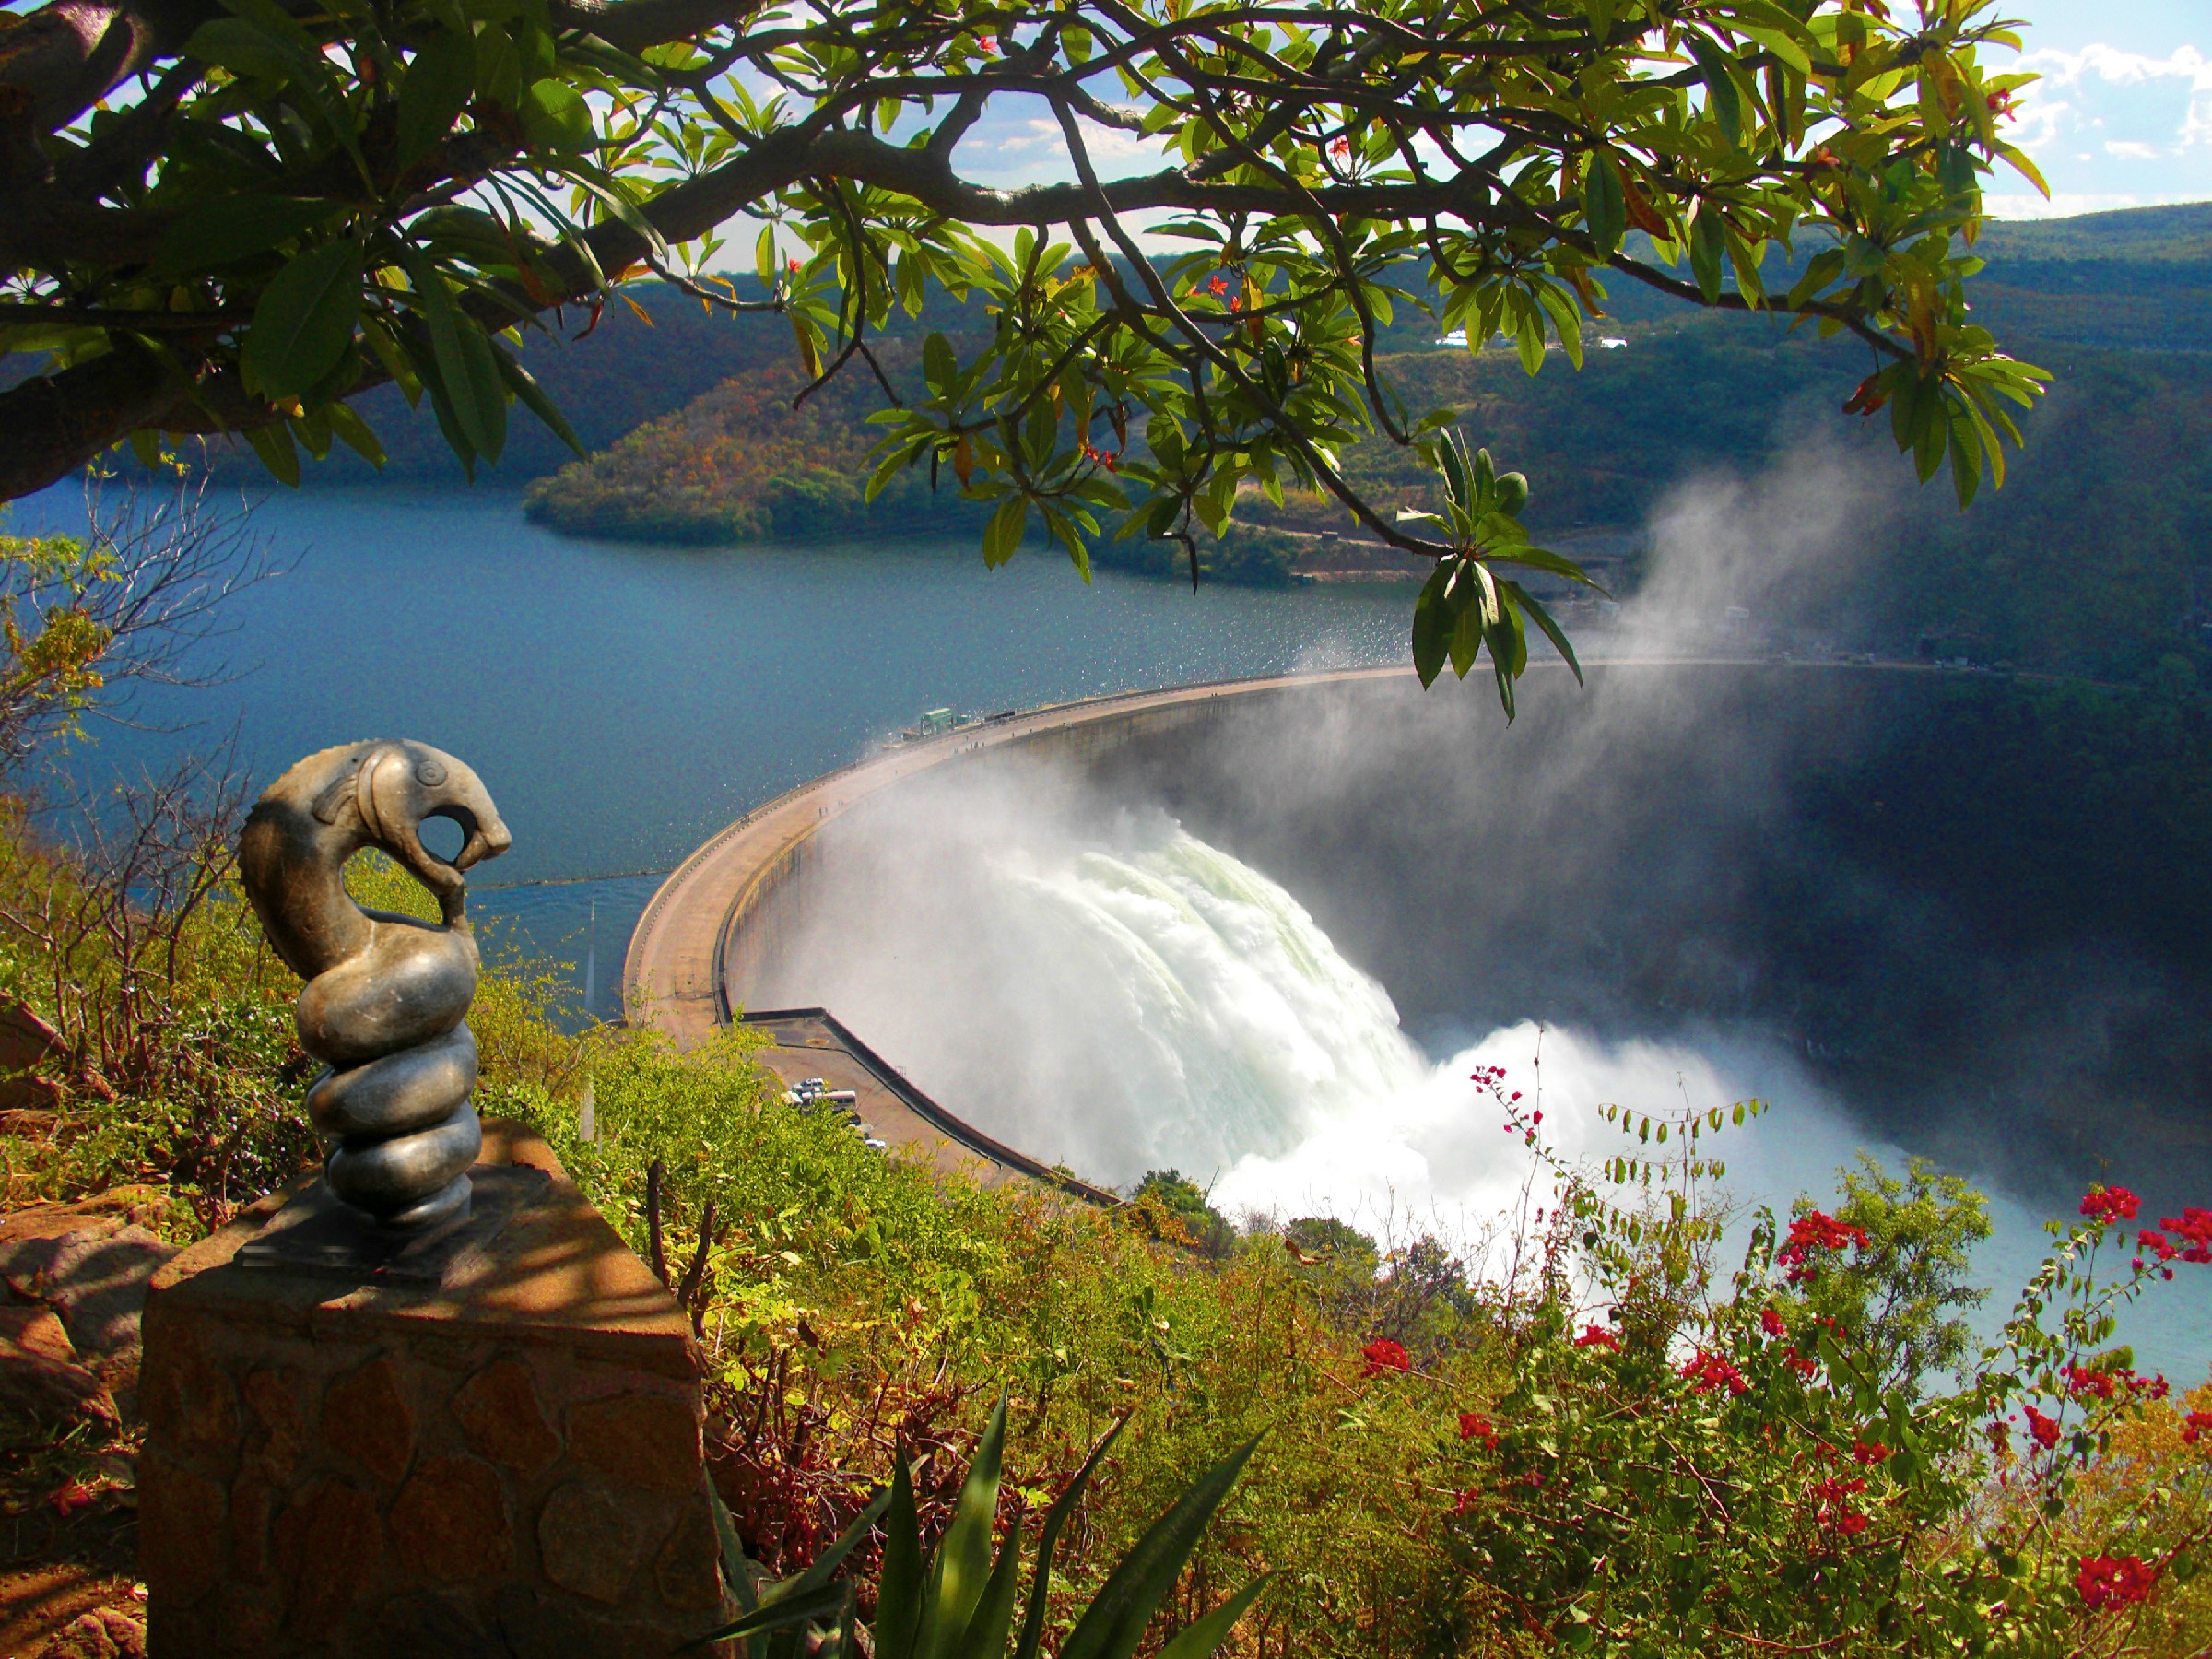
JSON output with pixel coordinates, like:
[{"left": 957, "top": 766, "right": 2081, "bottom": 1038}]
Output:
[
  {"left": 1573, "top": 1324, "right": 1620, "bottom": 1352},
  {"left": 1458, "top": 1412, "right": 1499, "bottom": 1447},
  {"left": 2063, "top": 1363, "right": 2168, "bottom": 1404},
  {"left": 2025, "top": 1406, "right": 2063, "bottom": 1449},
  {"left": 1809, "top": 1474, "right": 1869, "bottom": 1535},
  {"left": 2180, "top": 1409, "right": 2212, "bottom": 1446},
  {"left": 2078, "top": 1185, "right": 2141, "bottom": 1224},
  {"left": 2076, "top": 1554, "right": 2157, "bottom": 1610},
  {"left": 1776, "top": 1210, "right": 1869, "bottom": 1285},
  {"left": 1679, "top": 1349, "right": 1748, "bottom": 1396},
  {"left": 1360, "top": 1338, "right": 1411, "bottom": 1378}
]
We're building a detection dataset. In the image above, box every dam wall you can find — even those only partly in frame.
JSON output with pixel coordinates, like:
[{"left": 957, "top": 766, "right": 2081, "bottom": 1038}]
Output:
[{"left": 620, "top": 667, "right": 1417, "bottom": 1187}]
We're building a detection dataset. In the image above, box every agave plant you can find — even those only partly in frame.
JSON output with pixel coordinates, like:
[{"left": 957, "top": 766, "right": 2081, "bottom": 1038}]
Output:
[{"left": 693, "top": 1401, "right": 1267, "bottom": 1659}]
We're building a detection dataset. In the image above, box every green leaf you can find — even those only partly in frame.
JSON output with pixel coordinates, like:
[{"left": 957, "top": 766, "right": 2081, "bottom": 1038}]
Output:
[
  {"left": 184, "top": 18, "right": 295, "bottom": 80},
  {"left": 149, "top": 196, "right": 343, "bottom": 279},
  {"left": 756, "top": 223, "right": 777, "bottom": 289},
  {"left": 679, "top": 1583, "right": 850, "bottom": 1653},
  {"left": 322, "top": 400, "right": 386, "bottom": 468},
  {"left": 489, "top": 339, "right": 586, "bottom": 457},
  {"left": 1504, "top": 580, "right": 1582, "bottom": 685},
  {"left": 1689, "top": 208, "right": 1727, "bottom": 304},
  {"left": 924, "top": 332, "right": 959, "bottom": 396},
  {"left": 1410, "top": 560, "right": 1453, "bottom": 688},
  {"left": 1013, "top": 1422, "right": 1124, "bottom": 1659},
  {"left": 397, "top": 242, "right": 506, "bottom": 464},
  {"left": 1057, "top": 1436, "right": 1262, "bottom": 1659},
  {"left": 1155, "top": 1577, "right": 1274, "bottom": 1659},
  {"left": 951, "top": 1526, "right": 1024, "bottom": 1659},
  {"left": 1583, "top": 152, "right": 1626, "bottom": 256},
  {"left": 240, "top": 239, "right": 364, "bottom": 401},
  {"left": 924, "top": 1397, "right": 1008, "bottom": 1659},
  {"left": 242, "top": 420, "right": 301, "bottom": 487},
  {"left": 521, "top": 76, "right": 594, "bottom": 150},
  {"left": 397, "top": 29, "right": 477, "bottom": 167},
  {"left": 875, "top": 1457, "right": 925, "bottom": 1659},
  {"left": 982, "top": 494, "right": 1029, "bottom": 567}
]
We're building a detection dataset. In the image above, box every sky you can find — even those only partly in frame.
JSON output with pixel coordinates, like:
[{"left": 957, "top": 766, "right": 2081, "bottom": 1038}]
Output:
[
  {"left": 1982, "top": 0, "right": 2212, "bottom": 217},
  {"left": 937, "top": 0, "right": 2210, "bottom": 223}
]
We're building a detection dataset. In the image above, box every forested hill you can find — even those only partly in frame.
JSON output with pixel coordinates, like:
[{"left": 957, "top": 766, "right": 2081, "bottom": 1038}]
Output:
[{"left": 143, "top": 199, "right": 2212, "bottom": 487}]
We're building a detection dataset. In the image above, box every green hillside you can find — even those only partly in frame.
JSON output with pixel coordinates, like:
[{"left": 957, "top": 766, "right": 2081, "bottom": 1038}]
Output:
[{"left": 512, "top": 204, "right": 2212, "bottom": 684}]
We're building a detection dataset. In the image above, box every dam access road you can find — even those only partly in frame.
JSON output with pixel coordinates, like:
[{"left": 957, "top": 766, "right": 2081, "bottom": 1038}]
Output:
[{"left": 622, "top": 655, "right": 1966, "bottom": 1192}]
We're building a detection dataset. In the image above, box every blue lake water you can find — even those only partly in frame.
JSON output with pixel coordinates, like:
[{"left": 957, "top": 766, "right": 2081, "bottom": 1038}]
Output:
[{"left": 12, "top": 482, "right": 1418, "bottom": 1014}]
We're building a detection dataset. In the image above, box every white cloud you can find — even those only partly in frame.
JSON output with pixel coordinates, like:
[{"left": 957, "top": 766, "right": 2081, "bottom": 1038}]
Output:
[{"left": 1994, "top": 41, "right": 2211, "bottom": 205}]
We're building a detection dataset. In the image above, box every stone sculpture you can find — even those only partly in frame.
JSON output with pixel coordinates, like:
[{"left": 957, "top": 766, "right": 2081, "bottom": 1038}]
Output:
[{"left": 240, "top": 740, "right": 510, "bottom": 1230}]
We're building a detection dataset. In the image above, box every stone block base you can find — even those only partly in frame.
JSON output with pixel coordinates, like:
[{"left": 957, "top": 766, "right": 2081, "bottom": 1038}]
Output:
[{"left": 138, "top": 1123, "right": 731, "bottom": 1657}]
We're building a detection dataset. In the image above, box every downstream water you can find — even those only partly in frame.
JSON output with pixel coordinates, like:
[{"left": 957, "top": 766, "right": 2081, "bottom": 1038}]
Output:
[{"left": 760, "top": 791, "right": 2212, "bottom": 1381}]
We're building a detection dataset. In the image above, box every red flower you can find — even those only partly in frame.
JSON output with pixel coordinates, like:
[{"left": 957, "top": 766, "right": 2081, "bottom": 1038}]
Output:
[
  {"left": 2077, "top": 1554, "right": 2158, "bottom": 1610},
  {"left": 2158, "top": 1206, "right": 2212, "bottom": 1264},
  {"left": 1851, "top": 1440, "right": 1892, "bottom": 1465},
  {"left": 1329, "top": 136, "right": 1352, "bottom": 158},
  {"left": 1679, "top": 1349, "right": 1748, "bottom": 1396},
  {"left": 1458, "top": 1412, "right": 1499, "bottom": 1446},
  {"left": 2180, "top": 1410, "right": 2212, "bottom": 1445},
  {"left": 1759, "top": 1306, "right": 1786, "bottom": 1339},
  {"left": 1777, "top": 1210, "right": 1869, "bottom": 1285},
  {"left": 1809, "top": 1475, "right": 1868, "bottom": 1533},
  {"left": 1207, "top": 276, "right": 1230, "bottom": 297},
  {"left": 50, "top": 1482, "right": 94, "bottom": 1519},
  {"left": 786, "top": 257, "right": 801, "bottom": 273},
  {"left": 1361, "top": 1338, "right": 1411, "bottom": 1378},
  {"left": 1573, "top": 1324, "right": 1620, "bottom": 1351},
  {"left": 2079, "top": 1185, "right": 2141, "bottom": 1225},
  {"left": 2025, "top": 1406, "right": 2062, "bottom": 1449}
]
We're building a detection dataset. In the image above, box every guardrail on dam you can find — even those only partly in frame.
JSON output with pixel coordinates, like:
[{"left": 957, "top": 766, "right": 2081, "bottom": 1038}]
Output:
[{"left": 621, "top": 665, "right": 1418, "bottom": 1189}]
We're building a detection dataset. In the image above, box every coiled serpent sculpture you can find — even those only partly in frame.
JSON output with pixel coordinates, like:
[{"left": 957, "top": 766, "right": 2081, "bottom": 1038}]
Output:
[{"left": 241, "top": 740, "right": 511, "bottom": 1230}]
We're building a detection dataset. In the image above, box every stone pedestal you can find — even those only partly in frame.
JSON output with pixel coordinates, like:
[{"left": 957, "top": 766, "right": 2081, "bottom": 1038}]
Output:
[{"left": 138, "top": 1123, "right": 732, "bottom": 1658}]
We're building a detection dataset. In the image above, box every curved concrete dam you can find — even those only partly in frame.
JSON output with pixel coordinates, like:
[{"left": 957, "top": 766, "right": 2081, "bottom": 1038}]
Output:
[{"left": 628, "top": 657, "right": 2212, "bottom": 1218}]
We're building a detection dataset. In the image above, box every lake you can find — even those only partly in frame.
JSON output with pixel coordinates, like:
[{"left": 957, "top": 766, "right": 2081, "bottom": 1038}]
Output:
[{"left": 13, "top": 482, "right": 1419, "bottom": 1015}]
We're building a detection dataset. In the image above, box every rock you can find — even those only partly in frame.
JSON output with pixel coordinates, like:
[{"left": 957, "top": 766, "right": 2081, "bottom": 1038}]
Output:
[
  {"left": 0, "top": 996, "right": 58, "bottom": 1073},
  {"left": 272, "top": 1479, "right": 383, "bottom": 1641},
  {"left": 567, "top": 1393, "right": 699, "bottom": 1496},
  {"left": 138, "top": 1338, "right": 237, "bottom": 1462},
  {"left": 240, "top": 1367, "right": 306, "bottom": 1485},
  {"left": 451, "top": 1358, "right": 561, "bottom": 1475},
  {"left": 536, "top": 1482, "right": 646, "bottom": 1604},
  {"left": 0, "top": 1306, "right": 117, "bottom": 1426},
  {"left": 36, "top": 1606, "right": 146, "bottom": 1659},
  {"left": 0, "top": 1226, "right": 176, "bottom": 1361},
  {"left": 320, "top": 1355, "right": 413, "bottom": 1488},
  {"left": 388, "top": 1454, "right": 512, "bottom": 1582},
  {"left": 137, "top": 1451, "right": 230, "bottom": 1606},
  {"left": 653, "top": 1495, "right": 727, "bottom": 1611}
]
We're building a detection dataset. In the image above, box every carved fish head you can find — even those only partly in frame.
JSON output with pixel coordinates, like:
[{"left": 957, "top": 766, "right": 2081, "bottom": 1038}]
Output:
[{"left": 350, "top": 741, "right": 512, "bottom": 921}]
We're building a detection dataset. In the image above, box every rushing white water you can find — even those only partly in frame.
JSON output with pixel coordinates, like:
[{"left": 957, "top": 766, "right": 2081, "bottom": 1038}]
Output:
[{"left": 769, "top": 786, "right": 2211, "bottom": 1380}]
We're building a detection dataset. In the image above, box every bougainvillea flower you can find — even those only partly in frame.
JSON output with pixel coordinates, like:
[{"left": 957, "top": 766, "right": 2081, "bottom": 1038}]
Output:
[
  {"left": 2025, "top": 1406, "right": 2062, "bottom": 1449},
  {"left": 1851, "top": 1440, "right": 1893, "bottom": 1465},
  {"left": 2180, "top": 1409, "right": 2212, "bottom": 1445},
  {"left": 2079, "top": 1186, "right": 2142, "bottom": 1224},
  {"left": 1679, "top": 1349, "right": 1749, "bottom": 1396},
  {"left": 1760, "top": 1307, "right": 1787, "bottom": 1338},
  {"left": 1573, "top": 1324, "right": 1620, "bottom": 1351},
  {"left": 1776, "top": 1210, "right": 1870, "bottom": 1284},
  {"left": 1458, "top": 1412, "right": 1499, "bottom": 1446},
  {"left": 1361, "top": 1338, "right": 1412, "bottom": 1377},
  {"left": 2076, "top": 1554, "right": 2158, "bottom": 1610}
]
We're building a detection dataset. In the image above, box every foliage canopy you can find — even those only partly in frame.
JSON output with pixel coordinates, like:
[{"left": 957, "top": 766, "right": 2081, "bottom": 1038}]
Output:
[{"left": 5, "top": 0, "right": 2049, "bottom": 703}]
